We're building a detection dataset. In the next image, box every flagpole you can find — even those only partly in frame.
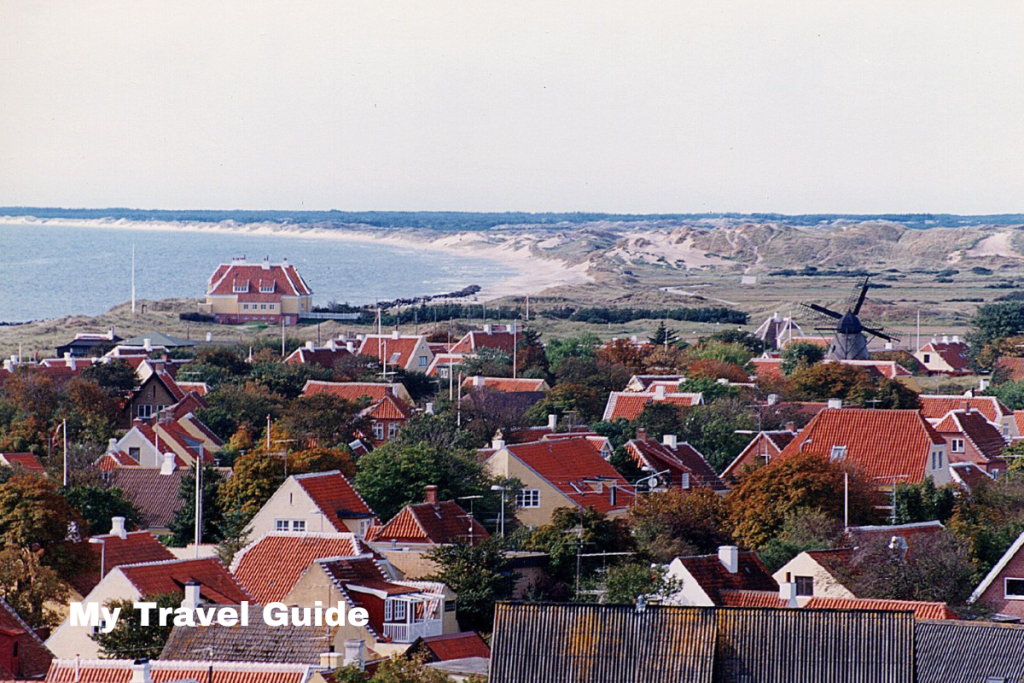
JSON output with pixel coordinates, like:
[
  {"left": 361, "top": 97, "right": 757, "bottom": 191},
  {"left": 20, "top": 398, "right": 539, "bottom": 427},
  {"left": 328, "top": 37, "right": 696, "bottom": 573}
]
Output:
[{"left": 62, "top": 419, "right": 68, "bottom": 487}]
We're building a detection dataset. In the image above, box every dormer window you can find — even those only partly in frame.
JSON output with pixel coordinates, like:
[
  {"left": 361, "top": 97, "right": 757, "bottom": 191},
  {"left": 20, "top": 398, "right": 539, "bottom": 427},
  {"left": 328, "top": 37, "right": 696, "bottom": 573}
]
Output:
[
  {"left": 233, "top": 281, "right": 249, "bottom": 293},
  {"left": 829, "top": 446, "right": 847, "bottom": 462},
  {"left": 259, "top": 281, "right": 275, "bottom": 293}
]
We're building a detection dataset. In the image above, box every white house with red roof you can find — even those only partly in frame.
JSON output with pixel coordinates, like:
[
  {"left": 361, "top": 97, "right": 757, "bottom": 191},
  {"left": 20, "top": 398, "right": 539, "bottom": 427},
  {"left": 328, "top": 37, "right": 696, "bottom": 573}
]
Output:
[
  {"left": 199, "top": 256, "right": 313, "bottom": 325},
  {"left": 244, "top": 470, "right": 380, "bottom": 540},
  {"left": 69, "top": 517, "right": 176, "bottom": 597},
  {"left": 47, "top": 557, "right": 251, "bottom": 658},
  {"left": 775, "top": 408, "right": 951, "bottom": 488},
  {"left": 365, "top": 485, "right": 490, "bottom": 548},
  {"left": 98, "top": 402, "right": 222, "bottom": 471},
  {"left": 356, "top": 331, "right": 434, "bottom": 374},
  {"left": 914, "top": 336, "right": 971, "bottom": 375},
  {"left": 481, "top": 435, "right": 634, "bottom": 527}
]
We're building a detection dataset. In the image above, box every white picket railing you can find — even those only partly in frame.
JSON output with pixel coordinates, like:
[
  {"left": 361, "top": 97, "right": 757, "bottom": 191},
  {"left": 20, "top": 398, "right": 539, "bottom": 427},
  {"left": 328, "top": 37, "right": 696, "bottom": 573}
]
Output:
[{"left": 382, "top": 618, "right": 443, "bottom": 643}]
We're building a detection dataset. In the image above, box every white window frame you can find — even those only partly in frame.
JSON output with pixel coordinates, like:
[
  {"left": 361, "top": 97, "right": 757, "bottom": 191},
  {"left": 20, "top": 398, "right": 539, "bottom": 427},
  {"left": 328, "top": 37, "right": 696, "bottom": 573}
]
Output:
[
  {"left": 829, "top": 445, "right": 847, "bottom": 462},
  {"left": 137, "top": 404, "right": 153, "bottom": 419},
  {"left": 291, "top": 519, "right": 306, "bottom": 532},
  {"left": 260, "top": 283, "right": 275, "bottom": 293},
  {"left": 951, "top": 439, "right": 965, "bottom": 453},
  {"left": 387, "top": 422, "right": 400, "bottom": 439},
  {"left": 680, "top": 472, "right": 691, "bottom": 489},
  {"left": 418, "top": 356, "right": 428, "bottom": 367},
  {"left": 1005, "top": 577, "right": 1024, "bottom": 600},
  {"left": 372, "top": 422, "right": 385, "bottom": 440},
  {"left": 233, "top": 283, "right": 248, "bottom": 293},
  {"left": 275, "top": 519, "right": 290, "bottom": 532},
  {"left": 393, "top": 600, "right": 407, "bottom": 621},
  {"left": 516, "top": 489, "right": 541, "bottom": 508}
]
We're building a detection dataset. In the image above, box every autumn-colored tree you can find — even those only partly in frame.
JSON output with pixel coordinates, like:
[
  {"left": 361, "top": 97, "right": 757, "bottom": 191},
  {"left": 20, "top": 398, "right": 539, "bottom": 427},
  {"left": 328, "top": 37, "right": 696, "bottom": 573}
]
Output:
[
  {"left": 727, "top": 452, "right": 884, "bottom": 548},
  {"left": 0, "top": 547, "right": 69, "bottom": 629},
  {"left": 288, "top": 447, "right": 357, "bottom": 478},
  {"left": 629, "top": 488, "right": 732, "bottom": 562},
  {"left": 515, "top": 327, "right": 549, "bottom": 377},
  {"left": 687, "top": 359, "right": 750, "bottom": 383},
  {"left": 788, "top": 363, "right": 874, "bottom": 402},
  {"left": 641, "top": 346, "right": 689, "bottom": 374},
  {"left": 63, "top": 376, "right": 121, "bottom": 444},
  {"left": 218, "top": 449, "right": 289, "bottom": 523},
  {"left": 596, "top": 339, "right": 652, "bottom": 374},
  {"left": 0, "top": 474, "right": 92, "bottom": 576},
  {"left": 281, "top": 393, "right": 368, "bottom": 449}
]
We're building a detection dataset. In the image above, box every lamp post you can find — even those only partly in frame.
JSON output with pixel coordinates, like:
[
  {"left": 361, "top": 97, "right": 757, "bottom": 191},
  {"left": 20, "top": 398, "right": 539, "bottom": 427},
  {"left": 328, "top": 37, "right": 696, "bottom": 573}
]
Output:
[
  {"left": 489, "top": 485, "right": 506, "bottom": 538},
  {"left": 89, "top": 538, "right": 106, "bottom": 581}
]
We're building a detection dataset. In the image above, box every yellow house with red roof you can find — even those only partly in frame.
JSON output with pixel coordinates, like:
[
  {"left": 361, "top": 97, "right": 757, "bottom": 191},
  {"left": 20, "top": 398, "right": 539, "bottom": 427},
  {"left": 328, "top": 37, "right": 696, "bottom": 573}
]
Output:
[
  {"left": 245, "top": 471, "right": 380, "bottom": 540},
  {"left": 199, "top": 256, "right": 312, "bottom": 325}
]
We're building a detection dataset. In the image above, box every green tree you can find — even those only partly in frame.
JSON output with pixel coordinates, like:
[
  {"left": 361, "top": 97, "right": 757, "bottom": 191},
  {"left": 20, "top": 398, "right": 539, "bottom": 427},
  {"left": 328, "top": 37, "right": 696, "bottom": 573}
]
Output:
[
  {"left": 684, "top": 340, "right": 754, "bottom": 367},
  {"left": 91, "top": 593, "right": 180, "bottom": 659},
  {"left": 425, "top": 538, "right": 516, "bottom": 633},
  {"left": 0, "top": 547, "right": 69, "bottom": 629},
  {"left": 947, "top": 475, "right": 1024, "bottom": 573},
  {"left": 757, "top": 509, "right": 845, "bottom": 572},
  {"left": 65, "top": 485, "right": 142, "bottom": 535},
  {"left": 892, "top": 479, "right": 958, "bottom": 525},
  {"left": 984, "top": 380, "right": 1024, "bottom": 410},
  {"left": 968, "top": 302, "right": 1024, "bottom": 369},
  {"left": 250, "top": 361, "right": 333, "bottom": 400},
  {"left": 281, "top": 393, "right": 367, "bottom": 449},
  {"left": 81, "top": 360, "right": 139, "bottom": 397},
  {"left": 355, "top": 442, "right": 492, "bottom": 521},
  {"left": 603, "top": 563, "right": 681, "bottom": 605},
  {"left": 462, "top": 348, "right": 513, "bottom": 377},
  {"left": 393, "top": 410, "right": 481, "bottom": 452},
  {"left": 704, "top": 330, "right": 763, "bottom": 354},
  {"left": 633, "top": 402, "right": 685, "bottom": 442},
  {"left": 789, "top": 363, "right": 874, "bottom": 402},
  {"left": 649, "top": 321, "right": 680, "bottom": 349},
  {"left": 546, "top": 333, "right": 601, "bottom": 370},
  {"left": 780, "top": 342, "right": 825, "bottom": 376},
  {"left": 524, "top": 507, "right": 635, "bottom": 586},
  {"left": 198, "top": 382, "right": 284, "bottom": 440},
  {"left": 169, "top": 465, "right": 225, "bottom": 547}
]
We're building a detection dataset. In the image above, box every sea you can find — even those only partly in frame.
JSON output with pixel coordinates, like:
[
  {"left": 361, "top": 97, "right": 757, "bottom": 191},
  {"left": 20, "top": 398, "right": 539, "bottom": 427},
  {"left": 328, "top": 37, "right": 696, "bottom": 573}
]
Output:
[{"left": 0, "top": 222, "right": 508, "bottom": 323}]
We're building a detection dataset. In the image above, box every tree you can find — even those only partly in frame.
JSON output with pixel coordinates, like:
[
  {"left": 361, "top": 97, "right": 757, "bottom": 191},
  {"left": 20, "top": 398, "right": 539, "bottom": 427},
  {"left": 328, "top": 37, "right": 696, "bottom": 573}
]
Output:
[
  {"left": 968, "top": 302, "right": 1024, "bottom": 369},
  {"left": 425, "top": 539, "right": 516, "bottom": 633},
  {"left": 596, "top": 339, "right": 652, "bottom": 374},
  {"left": 633, "top": 402, "right": 685, "bottom": 442},
  {"left": 947, "top": 475, "right": 1024, "bottom": 573},
  {"left": 984, "top": 380, "right": 1024, "bottom": 410},
  {"left": 250, "top": 361, "right": 333, "bottom": 400},
  {"left": 892, "top": 479, "right": 958, "bottom": 525},
  {"left": 281, "top": 393, "right": 367, "bottom": 449},
  {"left": 62, "top": 377, "right": 121, "bottom": 444},
  {"left": 788, "top": 363, "right": 873, "bottom": 402},
  {"left": 0, "top": 547, "right": 69, "bottom": 629},
  {"left": 64, "top": 485, "right": 142, "bottom": 535},
  {"left": 393, "top": 410, "right": 480, "bottom": 452},
  {"left": 603, "top": 563, "right": 681, "bottom": 605},
  {"left": 756, "top": 509, "right": 845, "bottom": 572},
  {"left": 704, "top": 330, "right": 764, "bottom": 354},
  {"left": 629, "top": 488, "right": 731, "bottom": 562},
  {"left": 218, "top": 450, "right": 288, "bottom": 526},
  {"left": 524, "top": 383, "right": 605, "bottom": 425},
  {"left": 686, "top": 359, "right": 749, "bottom": 383},
  {"left": 727, "top": 452, "right": 884, "bottom": 549},
  {"left": 460, "top": 348, "right": 512, "bottom": 378},
  {"left": 198, "top": 382, "right": 284, "bottom": 440},
  {"left": 546, "top": 334, "right": 601, "bottom": 370},
  {"left": 0, "top": 474, "right": 91, "bottom": 576},
  {"left": 355, "top": 443, "right": 492, "bottom": 521},
  {"left": 515, "top": 327, "right": 549, "bottom": 377},
  {"left": 169, "top": 465, "right": 225, "bottom": 547},
  {"left": 81, "top": 360, "right": 139, "bottom": 397},
  {"left": 684, "top": 340, "right": 754, "bottom": 368},
  {"left": 780, "top": 342, "right": 825, "bottom": 376},
  {"left": 288, "top": 448, "right": 357, "bottom": 478},
  {"left": 91, "top": 593, "right": 180, "bottom": 659},
  {"left": 649, "top": 321, "right": 680, "bottom": 349},
  {"left": 524, "top": 507, "right": 635, "bottom": 586}
]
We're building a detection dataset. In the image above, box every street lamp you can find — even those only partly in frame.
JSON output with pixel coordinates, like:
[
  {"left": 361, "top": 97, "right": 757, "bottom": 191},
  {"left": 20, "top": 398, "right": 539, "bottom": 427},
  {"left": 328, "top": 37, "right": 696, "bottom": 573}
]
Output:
[
  {"left": 89, "top": 538, "right": 106, "bottom": 581},
  {"left": 489, "top": 485, "right": 506, "bottom": 538}
]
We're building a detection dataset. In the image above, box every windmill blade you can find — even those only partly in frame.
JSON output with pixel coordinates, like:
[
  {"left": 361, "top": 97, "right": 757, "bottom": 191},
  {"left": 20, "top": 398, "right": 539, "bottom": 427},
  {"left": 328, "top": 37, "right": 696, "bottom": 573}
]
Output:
[
  {"left": 852, "top": 277, "right": 871, "bottom": 315},
  {"left": 803, "top": 302, "right": 843, "bottom": 320},
  {"left": 863, "top": 325, "right": 898, "bottom": 343}
]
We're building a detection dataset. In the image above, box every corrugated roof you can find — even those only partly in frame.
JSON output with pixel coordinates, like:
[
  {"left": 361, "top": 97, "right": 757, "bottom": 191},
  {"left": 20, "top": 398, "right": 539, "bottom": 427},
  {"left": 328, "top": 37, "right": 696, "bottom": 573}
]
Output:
[
  {"left": 46, "top": 658, "right": 311, "bottom": 683},
  {"left": 916, "top": 619, "right": 1024, "bottom": 683}
]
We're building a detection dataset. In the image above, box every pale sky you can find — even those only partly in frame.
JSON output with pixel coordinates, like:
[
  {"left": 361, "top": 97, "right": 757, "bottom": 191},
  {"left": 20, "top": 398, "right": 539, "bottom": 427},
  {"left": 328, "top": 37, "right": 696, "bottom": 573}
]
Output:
[{"left": 1, "top": 1, "right": 1022, "bottom": 214}]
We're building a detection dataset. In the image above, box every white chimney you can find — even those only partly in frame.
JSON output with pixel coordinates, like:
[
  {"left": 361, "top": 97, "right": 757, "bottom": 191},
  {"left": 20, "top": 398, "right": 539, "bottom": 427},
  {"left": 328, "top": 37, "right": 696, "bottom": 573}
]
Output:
[
  {"left": 653, "top": 385, "right": 667, "bottom": 401},
  {"left": 345, "top": 341, "right": 355, "bottom": 353},
  {"left": 718, "top": 545, "right": 739, "bottom": 574},
  {"left": 827, "top": 398, "right": 843, "bottom": 410},
  {"left": 319, "top": 652, "right": 344, "bottom": 669},
  {"left": 327, "top": 339, "right": 337, "bottom": 351},
  {"left": 107, "top": 438, "right": 118, "bottom": 452},
  {"left": 143, "top": 338, "right": 152, "bottom": 352},
  {"left": 306, "top": 341, "right": 316, "bottom": 351},
  {"left": 391, "top": 329, "right": 400, "bottom": 340},
  {"left": 2, "top": 360, "right": 11, "bottom": 372},
  {"left": 262, "top": 256, "right": 271, "bottom": 270},
  {"left": 942, "top": 335, "right": 949, "bottom": 344},
  {"left": 111, "top": 516, "right": 127, "bottom": 539},
  {"left": 980, "top": 377, "right": 991, "bottom": 391},
  {"left": 343, "top": 639, "right": 365, "bottom": 671},
  {"left": 779, "top": 581, "right": 798, "bottom": 607},
  {"left": 182, "top": 581, "right": 201, "bottom": 611},
  {"left": 205, "top": 332, "right": 213, "bottom": 342},
  {"left": 108, "top": 327, "right": 116, "bottom": 341},
  {"left": 160, "top": 452, "right": 176, "bottom": 475},
  {"left": 548, "top": 414, "right": 558, "bottom": 430},
  {"left": 662, "top": 434, "right": 678, "bottom": 449},
  {"left": 130, "top": 659, "right": 153, "bottom": 683},
  {"left": 425, "top": 402, "right": 435, "bottom": 415},
  {"left": 767, "top": 394, "right": 779, "bottom": 406},
  {"left": 483, "top": 324, "right": 493, "bottom": 334},
  {"left": 473, "top": 375, "right": 485, "bottom": 387},
  {"left": 884, "top": 342, "right": 893, "bottom": 350},
  {"left": 952, "top": 335, "right": 960, "bottom": 343},
  {"left": 492, "top": 433, "right": 506, "bottom": 450}
]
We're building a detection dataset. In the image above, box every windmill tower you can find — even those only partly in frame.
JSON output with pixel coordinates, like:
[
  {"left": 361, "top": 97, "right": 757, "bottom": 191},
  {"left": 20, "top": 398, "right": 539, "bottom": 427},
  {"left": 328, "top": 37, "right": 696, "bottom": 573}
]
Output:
[{"left": 803, "top": 278, "right": 898, "bottom": 361}]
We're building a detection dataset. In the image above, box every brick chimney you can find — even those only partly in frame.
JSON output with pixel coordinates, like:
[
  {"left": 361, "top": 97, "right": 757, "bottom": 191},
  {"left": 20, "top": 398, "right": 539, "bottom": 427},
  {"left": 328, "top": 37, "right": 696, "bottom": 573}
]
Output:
[
  {"left": 784, "top": 422, "right": 796, "bottom": 433},
  {"left": 424, "top": 485, "right": 438, "bottom": 506},
  {"left": 636, "top": 428, "right": 648, "bottom": 441}
]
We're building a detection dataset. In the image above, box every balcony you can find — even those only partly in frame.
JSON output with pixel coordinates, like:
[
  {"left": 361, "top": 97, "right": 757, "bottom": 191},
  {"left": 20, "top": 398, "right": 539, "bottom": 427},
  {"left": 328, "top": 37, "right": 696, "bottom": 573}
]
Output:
[{"left": 382, "top": 618, "right": 442, "bottom": 643}]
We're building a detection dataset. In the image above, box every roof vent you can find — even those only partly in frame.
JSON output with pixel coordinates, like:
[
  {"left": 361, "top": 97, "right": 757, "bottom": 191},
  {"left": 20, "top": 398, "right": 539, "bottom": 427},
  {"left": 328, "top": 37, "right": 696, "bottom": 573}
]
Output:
[
  {"left": 548, "top": 414, "right": 558, "bottom": 430},
  {"left": 391, "top": 329, "right": 400, "bottom": 340},
  {"left": 662, "top": 434, "right": 678, "bottom": 449}
]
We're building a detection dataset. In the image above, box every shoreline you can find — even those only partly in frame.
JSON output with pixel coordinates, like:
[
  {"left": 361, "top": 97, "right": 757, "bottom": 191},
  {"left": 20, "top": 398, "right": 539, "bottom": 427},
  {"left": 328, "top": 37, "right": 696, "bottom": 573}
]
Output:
[{"left": 0, "top": 215, "right": 594, "bottom": 303}]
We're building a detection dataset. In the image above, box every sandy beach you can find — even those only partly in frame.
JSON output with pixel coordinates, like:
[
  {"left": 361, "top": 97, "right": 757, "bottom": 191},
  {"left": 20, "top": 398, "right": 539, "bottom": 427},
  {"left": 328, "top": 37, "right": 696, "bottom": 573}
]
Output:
[{"left": 0, "top": 215, "right": 594, "bottom": 301}]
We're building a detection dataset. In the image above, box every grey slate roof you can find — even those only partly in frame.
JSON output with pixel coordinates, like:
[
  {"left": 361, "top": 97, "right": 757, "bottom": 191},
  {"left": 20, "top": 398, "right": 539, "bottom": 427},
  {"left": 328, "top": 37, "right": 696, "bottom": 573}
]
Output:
[
  {"left": 916, "top": 619, "right": 1024, "bottom": 683},
  {"left": 107, "top": 468, "right": 186, "bottom": 531},
  {"left": 489, "top": 603, "right": 915, "bottom": 683},
  {"left": 160, "top": 605, "right": 334, "bottom": 664}
]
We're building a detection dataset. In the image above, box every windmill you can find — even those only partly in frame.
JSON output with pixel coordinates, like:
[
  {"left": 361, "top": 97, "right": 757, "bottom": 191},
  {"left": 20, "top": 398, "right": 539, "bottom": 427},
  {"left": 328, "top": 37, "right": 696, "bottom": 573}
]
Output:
[{"left": 802, "top": 278, "right": 898, "bottom": 361}]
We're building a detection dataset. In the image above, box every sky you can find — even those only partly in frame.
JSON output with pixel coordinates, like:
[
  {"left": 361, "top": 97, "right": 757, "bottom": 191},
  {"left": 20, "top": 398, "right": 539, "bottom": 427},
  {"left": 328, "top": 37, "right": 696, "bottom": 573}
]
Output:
[{"left": 1, "top": 1, "right": 1022, "bottom": 215}]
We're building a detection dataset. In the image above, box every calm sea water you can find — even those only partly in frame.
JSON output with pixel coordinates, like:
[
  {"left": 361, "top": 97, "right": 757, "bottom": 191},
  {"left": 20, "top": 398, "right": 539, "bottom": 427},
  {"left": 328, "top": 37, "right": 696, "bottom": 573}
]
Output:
[{"left": 0, "top": 223, "right": 507, "bottom": 322}]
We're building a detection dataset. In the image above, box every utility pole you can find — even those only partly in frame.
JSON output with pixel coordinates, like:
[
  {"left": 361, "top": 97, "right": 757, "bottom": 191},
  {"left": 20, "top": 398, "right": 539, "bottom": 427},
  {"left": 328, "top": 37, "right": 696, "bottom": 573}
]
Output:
[
  {"left": 61, "top": 419, "right": 68, "bottom": 487},
  {"left": 194, "top": 451, "right": 203, "bottom": 556}
]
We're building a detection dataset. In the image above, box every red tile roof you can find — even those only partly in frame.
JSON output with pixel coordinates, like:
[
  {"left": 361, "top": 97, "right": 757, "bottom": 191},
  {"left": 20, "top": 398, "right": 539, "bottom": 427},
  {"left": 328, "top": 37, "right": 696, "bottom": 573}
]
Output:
[
  {"left": 46, "top": 659, "right": 311, "bottom": 683},
  {"left": 357, "top": 335, "right": 427, "bottom": 371},
  {"left": 602, "top": 391, "right": 703, "bottom": 421},
  {"left": 231, "top": 532, "right": 370, "bottom": 604},
  {"left": 918, "top": 341, "right": 971, "bottom": 372},
  {"left": 302, "top": 381, "right": 406, "bottom": 404},
  {"left": 674, "top": 552, "right": 778, "bottom": 604},
  {"left": 0, "top": 452, "right": 45, "bottom": 473},
  {"left": 933, "top": 409, "right": 1008, "bottom": 465},
  {"left": 367, "top": 393, "right": 413, "bottom": 421},
  {"left": 776, "top": 409, "right": 945, "bottom": 484},
  {"left": 365, "top": 500, "right": 489, "bottom": 546},
  {"left": 625, "top": 438, "right": 727, "bottom": 492},
  {"left": 416, "top": 632, "right": 490, "bottom": 662},
  {"left": 462, "top": 377, "right": 549, "bottom": 393},
  {"left": 721, "top": 431, "right": 797, "bottom": 480},
  {"left": 294, "top": 470, "right": 379, "bottom": 531},
  {"left": 208, "top": 261, "right": 312, "bottom": 297},
  {"left": 918, "top": 395, "right": 1009, "bottom": 424},
  {"left": 720, "top": 589, "right": 788, "bottom": 608},
  {"left": 449, "top": 329, "right": 521, "bottom": 355},
  {"left": 997, "top": 357, "right": 1024, "bottom": 382},
  {"left": 106, "top": 468, "right": 186, "bottom": 530},
  {"left": 284, "top": 346, "right": 352, "bottom": 368},
  {"left": 750, "top": 358, "right": 784, "bottom": 381},
  {"left": 119, "top": 558, "right": 250, "bottom": 604},
  {"left": 804, "top": 596, "right": 957, "bottom": 620},
  {"left": 0, "top": 597, "right": 52, "bottom": 679},
  {"left": 500, "top": 438, "right": 635, "bottom": 515},
  {"left": 949, "top": 461, "right": 994, "bottom": 491},
  {"left": 72, "top": 531, "right": 176, "bottom": 596}
]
